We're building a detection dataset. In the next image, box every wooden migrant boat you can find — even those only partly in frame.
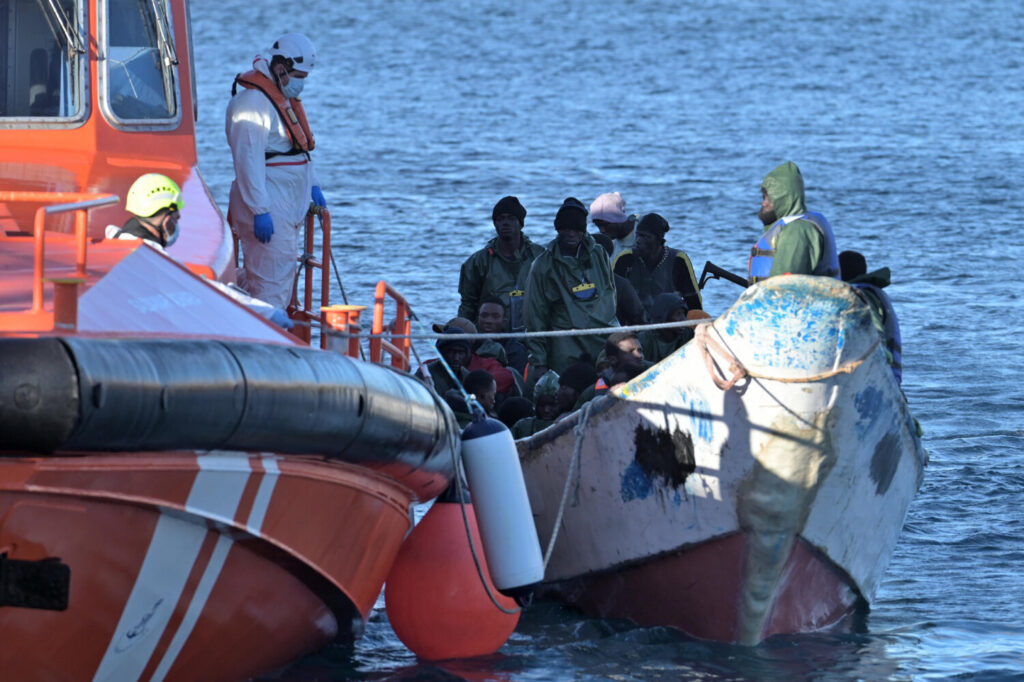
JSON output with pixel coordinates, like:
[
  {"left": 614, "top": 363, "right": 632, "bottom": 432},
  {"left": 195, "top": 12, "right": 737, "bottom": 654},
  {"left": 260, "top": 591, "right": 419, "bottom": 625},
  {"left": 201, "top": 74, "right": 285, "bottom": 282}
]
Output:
[
  {"left": 518, "top": 275, "right": 927, "bottom": 645},
  {"left": 0, "top": 1, "right": 458, "bottom": 679}
]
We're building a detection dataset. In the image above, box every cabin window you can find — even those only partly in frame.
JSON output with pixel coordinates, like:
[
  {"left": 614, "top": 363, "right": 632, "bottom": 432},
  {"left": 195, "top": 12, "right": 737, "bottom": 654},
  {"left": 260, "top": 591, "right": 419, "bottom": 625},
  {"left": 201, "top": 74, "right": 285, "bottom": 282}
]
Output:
[
  {"left": 101, "top": 0, "right": 178, "bottom": 124},
  {"left": 0, "top": 0, "right": 87, "bottom": 122}
]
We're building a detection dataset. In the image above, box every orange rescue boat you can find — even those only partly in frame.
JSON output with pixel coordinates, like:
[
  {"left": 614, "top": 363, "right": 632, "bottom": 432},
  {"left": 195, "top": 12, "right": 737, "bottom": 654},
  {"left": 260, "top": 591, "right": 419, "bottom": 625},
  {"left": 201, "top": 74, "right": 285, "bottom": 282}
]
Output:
[{"left": 0, "top": 1, "right": 458, "bottom": 679}]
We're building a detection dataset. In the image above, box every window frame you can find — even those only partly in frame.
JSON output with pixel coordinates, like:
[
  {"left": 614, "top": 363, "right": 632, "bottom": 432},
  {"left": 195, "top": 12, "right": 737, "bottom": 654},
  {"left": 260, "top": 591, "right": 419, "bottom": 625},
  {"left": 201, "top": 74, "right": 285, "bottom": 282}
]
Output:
[
  {"left": 97, "top": 0, "right": 182, "bottom": 131},
  {"left": 0, "top": 0, "right": 90, "bottom": 129}
]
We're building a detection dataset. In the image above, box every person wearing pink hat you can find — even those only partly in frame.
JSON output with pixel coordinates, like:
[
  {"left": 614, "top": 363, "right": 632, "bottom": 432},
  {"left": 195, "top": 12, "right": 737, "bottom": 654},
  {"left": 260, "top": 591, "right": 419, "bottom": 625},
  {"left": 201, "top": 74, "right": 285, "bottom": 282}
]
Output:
[{"left": 590, "top": 191, "right": 638, "bottom": 262}]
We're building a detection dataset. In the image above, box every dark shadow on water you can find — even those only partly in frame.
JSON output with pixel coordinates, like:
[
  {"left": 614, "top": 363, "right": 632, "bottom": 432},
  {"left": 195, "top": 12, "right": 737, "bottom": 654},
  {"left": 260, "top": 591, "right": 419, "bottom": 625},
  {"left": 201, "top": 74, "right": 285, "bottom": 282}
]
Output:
[{"left": 261, "top": 600, "right": 911, "bottom": 681}]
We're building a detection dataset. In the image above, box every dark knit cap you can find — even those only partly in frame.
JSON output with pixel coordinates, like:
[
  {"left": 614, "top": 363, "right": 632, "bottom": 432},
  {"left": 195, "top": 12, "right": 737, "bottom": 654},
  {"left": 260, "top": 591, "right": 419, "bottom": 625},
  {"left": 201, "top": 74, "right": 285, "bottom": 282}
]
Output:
[
  {"left": 436, "top": 326, "right": 471, "bottom": 353},
  {"left": 636, "top": 212, "right": 670, "bottom": 237},
  {"left": 553, "top": 197, "right": 588, "bottom": 232},
  {"left": 492, "top": 196, "right": 527, "bottom": 225},
  {"left": 558, "top": 361, "right": 598, "bottom": 393}
]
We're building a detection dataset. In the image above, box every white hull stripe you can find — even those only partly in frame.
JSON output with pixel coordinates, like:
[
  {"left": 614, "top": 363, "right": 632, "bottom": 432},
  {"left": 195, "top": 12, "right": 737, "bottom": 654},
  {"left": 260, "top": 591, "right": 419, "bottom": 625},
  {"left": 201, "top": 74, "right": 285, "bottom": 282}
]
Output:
[{"left": 93, "top": 453, "right": 279, "bottom": 681}]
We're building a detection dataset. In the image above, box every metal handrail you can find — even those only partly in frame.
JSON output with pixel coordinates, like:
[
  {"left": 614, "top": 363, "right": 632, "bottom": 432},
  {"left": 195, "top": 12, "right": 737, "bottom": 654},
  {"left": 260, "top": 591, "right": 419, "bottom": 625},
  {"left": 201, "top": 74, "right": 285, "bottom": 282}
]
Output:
[
  {"left": 0, "top": 191, "right": 119, "bottom": 312},
  {"left": 288, "top": 206, "right": 332, "bottom": 348},
  {"left": 369, "top": 280, "right": 411, "bottom": 370}
]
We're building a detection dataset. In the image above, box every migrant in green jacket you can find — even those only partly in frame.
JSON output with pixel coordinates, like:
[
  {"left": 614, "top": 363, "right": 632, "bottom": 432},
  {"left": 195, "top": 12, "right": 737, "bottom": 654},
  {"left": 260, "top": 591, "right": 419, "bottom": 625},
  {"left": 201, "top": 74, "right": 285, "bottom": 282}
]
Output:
[
  {"left": 458, "top": 235, "right": 544, "bottom": 324},
  {"left": 522, "top": 233, "right": 617, "bottom": 373},
  {"left": 761, "top": 161, "right": 824, "bottom": 277}
]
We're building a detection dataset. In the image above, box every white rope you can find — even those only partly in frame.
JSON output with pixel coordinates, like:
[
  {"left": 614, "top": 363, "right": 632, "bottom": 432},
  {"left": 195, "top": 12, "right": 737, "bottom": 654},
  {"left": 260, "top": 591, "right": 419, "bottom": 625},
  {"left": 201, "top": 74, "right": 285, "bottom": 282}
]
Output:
[
  {"left": 542, "top": 400, "right": 594, "bottom": 570},
  {"left": 321, "top": 316, "right": 718, "bottom": 341}
]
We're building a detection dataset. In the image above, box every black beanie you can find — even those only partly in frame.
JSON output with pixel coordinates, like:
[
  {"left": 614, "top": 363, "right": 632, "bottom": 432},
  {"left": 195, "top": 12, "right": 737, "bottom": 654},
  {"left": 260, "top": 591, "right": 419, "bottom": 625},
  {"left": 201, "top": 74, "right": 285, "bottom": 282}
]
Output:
[
  {"left": 554, "top": 197, "right": 588, "bottom": 232},
  {"left": 637, "top": 213, "right": 670, "bottom": 238},
  {"left": 492, "top": 196, "right": 527, "bottom": 225}
]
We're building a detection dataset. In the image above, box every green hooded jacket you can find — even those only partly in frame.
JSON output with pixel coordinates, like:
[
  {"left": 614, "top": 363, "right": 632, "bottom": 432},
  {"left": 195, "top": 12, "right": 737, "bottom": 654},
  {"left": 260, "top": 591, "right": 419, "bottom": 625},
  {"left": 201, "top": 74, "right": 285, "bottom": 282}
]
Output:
[
  {"left": 760, "top": 161, "right": 824, "bottom": 277},
  {"left": 458, "top": 235, "right": 544, "bottom": 324},
  {"left": 522, "top": 233, "right": 617, "bottom": 373}
]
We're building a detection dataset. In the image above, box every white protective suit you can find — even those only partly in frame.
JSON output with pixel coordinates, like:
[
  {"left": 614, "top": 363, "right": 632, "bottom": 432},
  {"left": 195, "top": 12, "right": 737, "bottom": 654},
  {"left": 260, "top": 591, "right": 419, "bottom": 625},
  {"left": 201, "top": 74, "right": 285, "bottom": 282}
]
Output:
[{"left": 226, "top": 57, "right": 316, "bottom": 308}]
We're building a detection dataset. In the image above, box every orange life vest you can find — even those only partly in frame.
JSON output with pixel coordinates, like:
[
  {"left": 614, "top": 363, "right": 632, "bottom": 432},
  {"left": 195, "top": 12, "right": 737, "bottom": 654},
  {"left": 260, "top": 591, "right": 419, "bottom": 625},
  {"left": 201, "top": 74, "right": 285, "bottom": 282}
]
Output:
[{"left": 232, "top": 70, "right": 315, "bottom": 155}]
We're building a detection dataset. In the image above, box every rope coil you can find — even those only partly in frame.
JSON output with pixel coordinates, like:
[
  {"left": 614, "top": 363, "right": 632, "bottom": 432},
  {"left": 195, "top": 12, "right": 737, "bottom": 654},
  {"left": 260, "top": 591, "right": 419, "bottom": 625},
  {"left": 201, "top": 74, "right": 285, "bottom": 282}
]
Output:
[{"left": 695, "top": 322, "right": 881, "bottom": 390}]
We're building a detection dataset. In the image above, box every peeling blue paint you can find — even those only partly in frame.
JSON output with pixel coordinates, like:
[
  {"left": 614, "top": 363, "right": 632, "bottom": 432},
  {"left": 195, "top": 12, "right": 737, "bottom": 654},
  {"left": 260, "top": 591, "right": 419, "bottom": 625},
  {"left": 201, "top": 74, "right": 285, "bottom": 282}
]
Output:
[
  {"left": 723, "top": 278, "right": 859, "bottom": 373},
  {"left": 681, "top": 390, "right": 714, "bottom": 443},
  {"left": 620, "top": 461, "right": 653, "bottom": 501},
  {"left": 855, "top": 385, "right": 885, "bottom": 439}
]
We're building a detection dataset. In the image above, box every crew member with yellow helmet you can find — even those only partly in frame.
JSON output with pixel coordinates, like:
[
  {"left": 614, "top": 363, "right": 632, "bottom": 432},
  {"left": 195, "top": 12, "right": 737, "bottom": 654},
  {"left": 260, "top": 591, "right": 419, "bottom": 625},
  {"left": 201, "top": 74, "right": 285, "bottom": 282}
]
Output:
[{"left": 107, "top": 173, "right": 294, "bottom": 330}]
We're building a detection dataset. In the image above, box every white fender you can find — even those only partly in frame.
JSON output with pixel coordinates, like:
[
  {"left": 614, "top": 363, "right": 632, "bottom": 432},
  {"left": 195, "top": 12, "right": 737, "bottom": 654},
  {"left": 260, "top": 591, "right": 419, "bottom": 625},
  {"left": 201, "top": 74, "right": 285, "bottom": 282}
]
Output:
[{"left": 460, "top": 417, "right": 544, "bottom": 592}]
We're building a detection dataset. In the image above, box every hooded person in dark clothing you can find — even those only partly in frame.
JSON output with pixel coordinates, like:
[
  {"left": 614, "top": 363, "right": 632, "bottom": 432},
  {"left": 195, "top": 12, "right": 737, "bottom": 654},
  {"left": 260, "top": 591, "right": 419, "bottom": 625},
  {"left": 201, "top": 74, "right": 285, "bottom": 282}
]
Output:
[
  {"left": 612, "top": 212, "right": 702, "bottom": 319},
  {"left": 840, "top": 250, "right": 903, "bottom": 384},
  {"left": 458, "top": 196, "right": 544, "bottom": 329}
]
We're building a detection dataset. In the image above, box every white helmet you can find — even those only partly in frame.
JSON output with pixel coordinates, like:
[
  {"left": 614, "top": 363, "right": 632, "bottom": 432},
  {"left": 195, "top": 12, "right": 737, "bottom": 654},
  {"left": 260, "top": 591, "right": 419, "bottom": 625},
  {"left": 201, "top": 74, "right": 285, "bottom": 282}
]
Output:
[{"left": 269, "top": 33, "right": 316, "bottom": 74}]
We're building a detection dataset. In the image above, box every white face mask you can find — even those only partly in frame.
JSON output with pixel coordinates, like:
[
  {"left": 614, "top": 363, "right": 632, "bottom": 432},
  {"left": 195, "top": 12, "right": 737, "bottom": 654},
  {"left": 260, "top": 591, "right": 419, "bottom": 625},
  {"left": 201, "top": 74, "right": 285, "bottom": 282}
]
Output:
[{"left": 281, "top": 76, "right": 304, "bottom": 98}]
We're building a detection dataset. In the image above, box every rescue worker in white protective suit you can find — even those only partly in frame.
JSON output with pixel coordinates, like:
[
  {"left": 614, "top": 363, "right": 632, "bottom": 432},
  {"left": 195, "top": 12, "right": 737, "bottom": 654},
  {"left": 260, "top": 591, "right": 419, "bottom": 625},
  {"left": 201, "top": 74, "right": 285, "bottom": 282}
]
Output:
[
  {"left": 226, "top": 32, "right": 325, "bottom": 308},
  {"left": 106, "top": 173, "right": 294, "bottom": 329}
]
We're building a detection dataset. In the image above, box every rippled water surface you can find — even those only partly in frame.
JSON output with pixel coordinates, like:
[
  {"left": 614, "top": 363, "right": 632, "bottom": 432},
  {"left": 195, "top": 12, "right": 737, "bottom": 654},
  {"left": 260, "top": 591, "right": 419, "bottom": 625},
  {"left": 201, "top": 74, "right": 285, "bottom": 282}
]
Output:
[{"left": 191, "top": 0, "right": 1024, "bottom": 678}]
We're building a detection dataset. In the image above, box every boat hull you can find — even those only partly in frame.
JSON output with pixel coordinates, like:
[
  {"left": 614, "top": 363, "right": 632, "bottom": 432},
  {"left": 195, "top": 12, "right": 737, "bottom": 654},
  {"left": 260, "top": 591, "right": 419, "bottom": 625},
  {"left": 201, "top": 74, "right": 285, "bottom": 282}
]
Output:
[
  {"left": 519, "top": 276, "right": 926, "bottom": 644},
  {"left": 0, "top": 452, "right": 416, "bottom": 680}
]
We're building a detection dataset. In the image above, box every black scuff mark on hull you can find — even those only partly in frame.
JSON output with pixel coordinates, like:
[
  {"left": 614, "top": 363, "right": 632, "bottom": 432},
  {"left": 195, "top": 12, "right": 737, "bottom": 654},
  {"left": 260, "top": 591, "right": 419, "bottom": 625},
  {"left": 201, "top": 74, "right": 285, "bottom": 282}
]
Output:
[
  {"left": 870, "top": 431, "right": 901, "bottom": 495},
  {"left": 633, "top": 423, "right": 696, "bottom": 488}
]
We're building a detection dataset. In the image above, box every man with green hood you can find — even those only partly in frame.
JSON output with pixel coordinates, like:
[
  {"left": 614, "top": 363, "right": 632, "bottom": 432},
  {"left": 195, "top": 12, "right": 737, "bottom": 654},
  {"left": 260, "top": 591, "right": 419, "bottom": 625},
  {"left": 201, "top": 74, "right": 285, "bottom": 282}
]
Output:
[
  {"left": 748, "top": 161, "right": 840, "bottom": 283},
  {"left": 523, "top": 197, "right": 618, "bottom": 377},
  {"left": 458, "top": 196, "right": 544, "bottom": 329}
]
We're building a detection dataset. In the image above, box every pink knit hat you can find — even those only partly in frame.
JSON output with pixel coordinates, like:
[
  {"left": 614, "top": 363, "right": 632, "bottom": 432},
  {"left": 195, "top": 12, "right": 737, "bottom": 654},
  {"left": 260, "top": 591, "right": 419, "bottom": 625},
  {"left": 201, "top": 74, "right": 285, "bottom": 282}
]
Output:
[{"left": 589, "top": 192, "right": 627, "bottom": 223}]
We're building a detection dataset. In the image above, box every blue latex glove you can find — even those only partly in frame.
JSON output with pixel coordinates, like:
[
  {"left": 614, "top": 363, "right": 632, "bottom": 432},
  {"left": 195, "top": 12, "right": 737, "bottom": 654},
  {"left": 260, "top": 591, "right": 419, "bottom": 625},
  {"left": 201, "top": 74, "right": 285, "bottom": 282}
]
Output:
[
  {"left": 253, "top": 212, "right": 274, "bottom": 243},
  {"left": 311, "top": 185, "right": 326, "bottom": 208},
  {"left": 269, "top": 308, "right": 294, "bottom": 330}
]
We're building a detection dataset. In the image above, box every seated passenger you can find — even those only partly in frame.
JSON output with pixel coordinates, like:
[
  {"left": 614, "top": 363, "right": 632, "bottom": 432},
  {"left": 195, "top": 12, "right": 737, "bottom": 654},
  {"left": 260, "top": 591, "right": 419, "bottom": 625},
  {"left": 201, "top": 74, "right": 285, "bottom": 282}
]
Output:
[
  {"left": 639, "top": 293, "right": 694, "bottom": 364},
  {"left": 839, "top": 250, "right": 902, "bottom": 384},
  {"left": 498, "top": 396, "right": 534, "bottom": 430},
  {"left": 417, "top": 326, "right": 471, "bottom": 396},
  {"left": 477, "top": 297, "right": 528, "bottom": 375},
  {"left": 556, "top": 362, "right": 598, "bottom": 414},
  {"left": 464, "top": 369, "right": 498, "bottom": 417},
  {"left": 575, "top": 332, "right": 647, "bottom": 405},
  {"left": 433, "top": 315, "right": 523, "bottom": 404},
  {"left": 106, "top": 173, "right": 293, "bottom": 329},
  {"left": 613, "top": 212, "right": 702, "bottom": 319},
  {"left": 511, "top": 371, "right": 562, "bottom": 438}
]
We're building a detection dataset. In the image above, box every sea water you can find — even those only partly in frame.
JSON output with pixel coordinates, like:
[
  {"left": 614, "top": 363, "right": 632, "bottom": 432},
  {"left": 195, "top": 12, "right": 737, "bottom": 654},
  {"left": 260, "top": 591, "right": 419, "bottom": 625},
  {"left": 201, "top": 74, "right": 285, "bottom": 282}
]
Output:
[{"left": 191, "top": 0, "right": 1024, "bottom": 678}]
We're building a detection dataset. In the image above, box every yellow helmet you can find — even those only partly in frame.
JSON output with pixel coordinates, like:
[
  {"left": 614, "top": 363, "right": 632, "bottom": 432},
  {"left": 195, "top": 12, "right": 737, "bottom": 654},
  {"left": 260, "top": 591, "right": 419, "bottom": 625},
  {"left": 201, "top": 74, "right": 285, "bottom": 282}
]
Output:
[{"left": 126, "top": 173, "right": 183, "bottom": 218}]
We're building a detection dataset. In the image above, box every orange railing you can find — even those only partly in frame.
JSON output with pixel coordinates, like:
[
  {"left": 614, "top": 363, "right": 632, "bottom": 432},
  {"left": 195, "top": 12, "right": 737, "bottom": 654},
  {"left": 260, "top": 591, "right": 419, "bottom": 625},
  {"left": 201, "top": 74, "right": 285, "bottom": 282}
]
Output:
[
  {"left": 369, "top": 281, "right": 412, "bottom": 371},
  {"left": 0, "top": 191, "right": 119, "bottom": 315},
  {"left": 287, "top": 206, "right": 332, "bottom": 348}
]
